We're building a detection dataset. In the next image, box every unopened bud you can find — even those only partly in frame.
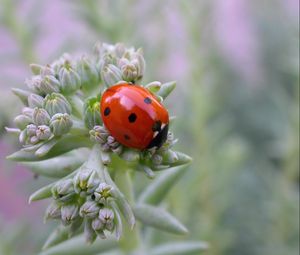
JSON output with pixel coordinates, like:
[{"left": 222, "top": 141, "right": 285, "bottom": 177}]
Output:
[
  {"left": 94, "top": 183, "right": 113, "bottom": 203},
  {"left": 39, "top": 75, "right": 60, "bottom": 94},
  {"left": 33, "top": 108, "right": 50, "bottom": 126},
  {"left": 49, "top": 113, "right": 73, "bottom": 136},
  {"left": 77, "top": 56, "right": 99, "bottom": 91},
  {"left": 101, "top": 64, "right": 122, "bottom": 87},
  {"left": 36, "top": 125, "right": 52, "bottom": 140},
  {"left": 14, "top": 114, "right": 32, "bottom": 129},
  {"left": 52, "top": 179, "right": 75, "bottom": 202},
  {"left": 73, "top": 169, "right": 99, "bottom": 195},
  {"left": 45, "top": 202, "right": 61, "bottom": 220},
  {"left": 79, "top": 201, "right": 100, "bottom": 218},
  {"left": 99, "top": 208, "right": 114, "bottom": 231},
  {"left": 59, "top": 66, "right": 81, "bottom": 94},
  {"left": 83, "top": 96, "right": 102, "bottom": 129},
  {"left": 44, "top": 93, "right": 72, "bottom": 116},
  {"left": 28, "top": 93, "right": 44, "bottom": 108},
  {"left": 61, "top": 204, "right": 79, "bottom": 225},
  {"left": 89, "top": 125, "right": 108, "bottom": 144}
]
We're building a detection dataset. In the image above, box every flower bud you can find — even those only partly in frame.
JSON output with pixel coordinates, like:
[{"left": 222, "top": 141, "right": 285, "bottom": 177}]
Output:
[
  {"left": 22, "top": 107, "right": 34, "bottom": 118},
  {"left": 99, "top": 208, "right": 114, "bottom": 231},
  {"left": 49, "top": 113, "right": 73, "bottom": 136},
  {"left": 91, "top": 217, "right": 104, "bottom": 231},
  {"left": 114, "top": 43, "right": 126, "bottom": 58},
  {"left": 45, "top": 202, "right": 61, "bottom": 220},
  {"left": 89, "top": 125, "right": 108, "bottom": 144},
  {"left": 28, "top": 93, "right": 44, "bottom": 108},
  {"left": 79, "top": 201, "right": 100, "bottom": 218},
  {"left": 19, "top": 129, "right": 28, "bottom": 144},
  {"left": 52, "top": 179, "right": 75, "bottom": 202},
  {"left": 25, "top": 76, "right": 43, "bottom": 94},
  {"left": 40, "top": 65, "right": 55, "bottom": 77},
  {"left": 39, "top": 75, "right": 60, "bottom": 94},
  {"left": 61, "top": 204, "right": 79, "bottom": 225},
  {"left": 73, "top": 168, "right": 99, "bottom": 195},
  {"left": 33, "top": 108, "right": 50, "bottom": 126},
  {"left": 59, "top": 66, "right": 81, "bottom": 94},
  {"left": 26, "top": 124, "right": 37, "bottom": 137},
  {"left": 30, "top": 136, "right": 39, "bottom": 144},
  {"left": 36, "top": 125, "right": 52, "bottom": 140},
  {"left": 14, "top": 114, "right": 32, "bottom": 129},
  {"left": 93, "top": 183, "right": 113, "bottom": 203},
  {"left": 83, "top": 95, "right": 102, "bottom": 129},
  {"left": 101, "top": 64, "right": 122, "bottom": 87},
  {"left": 152, "top": 153, "right": 163, "bottom": 165},
  {"left": 44, "top": 93, "right": 72, "bottom": 116},
  {"left": 77, "top": 56, "right": 99, "bottom": 91},
  {"left": 98, "top": 53, "right": 115, "bottom": 72},
  {"left": 120, "top": 63, "right": 138, "bottom": 82}
]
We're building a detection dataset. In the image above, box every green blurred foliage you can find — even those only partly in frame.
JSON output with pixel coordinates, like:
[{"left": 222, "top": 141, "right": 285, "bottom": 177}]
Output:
[{"left": 0, "top": 0, "right": 298, "bottom": 255}]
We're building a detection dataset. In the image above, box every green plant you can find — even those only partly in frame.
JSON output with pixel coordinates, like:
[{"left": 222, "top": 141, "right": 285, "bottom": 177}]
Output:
[{"left": 7, "top": 42, "right": 207, "bottom": 254}]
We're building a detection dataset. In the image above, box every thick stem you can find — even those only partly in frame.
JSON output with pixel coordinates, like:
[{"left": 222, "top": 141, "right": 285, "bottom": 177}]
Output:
[{"left": 113, "top": 167, "right": 141, "bottom": 252}]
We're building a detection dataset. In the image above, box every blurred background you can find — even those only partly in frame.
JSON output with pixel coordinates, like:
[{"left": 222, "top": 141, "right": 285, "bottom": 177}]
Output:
[{"left": 0, "top": 0, "right": 299, "bottom": 254}]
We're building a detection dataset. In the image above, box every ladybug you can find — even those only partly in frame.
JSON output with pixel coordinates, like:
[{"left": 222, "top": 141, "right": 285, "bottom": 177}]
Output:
[{"left": 100, "top": 83, "right": 169, "bottom": 150}]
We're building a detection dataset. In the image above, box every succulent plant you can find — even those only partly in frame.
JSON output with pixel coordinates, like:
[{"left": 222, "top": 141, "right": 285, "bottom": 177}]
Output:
[{"left": 7, "top": 42, "right": 207, "bottom": 254}]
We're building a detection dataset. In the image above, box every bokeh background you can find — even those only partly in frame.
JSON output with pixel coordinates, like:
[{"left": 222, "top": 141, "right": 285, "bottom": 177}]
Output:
[{"left": 0, "top": 0, "right": 299, "bottom": 254}]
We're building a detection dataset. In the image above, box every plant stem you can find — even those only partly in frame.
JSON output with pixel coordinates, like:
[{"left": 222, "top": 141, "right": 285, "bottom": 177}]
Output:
[{"left": 114, "top": 168, "right": 141, "bottom": 253}]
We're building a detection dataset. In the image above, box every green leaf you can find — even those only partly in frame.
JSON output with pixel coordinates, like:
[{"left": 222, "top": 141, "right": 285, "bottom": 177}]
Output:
[
  {"left": 23, "top": 149, "right": 88, "bottom": 178},
  {"left": 28, "top": 182, "right": 53, "bottom": 203},
  {"left": 12, "top": 88, "right": 30, "bottom": 105},
  {"left": 134, "top": 204, "right": 188, "bottom": 235},
  {"left": 39, "top": 234, "right": 117, "bottom": 255},
  {"left": 7, "top": 135, "right": 92, "bottom": 162},
  {"left": 138, "top": 164, "right": 190, "bottom": 205},
  {"left": 103, "top": 167, "right": 135, "bottom": 229},
  {"left": 29, "top": 170, "right": 78, "bottom": 202},
  {"left": 157, "top": 81, "right": 176, "bottom": 99},
  {"left": 149, "top": 241, "right": 209, "bottom": 255},
  {"left": 42, "top": 225, "right": 69, "bottom": 250},
  {"left": 162, "top": 151, "right": 192, "bottom": 167},
  {"left": 35, "top": 138, "right": 59, "bottom": 157}
]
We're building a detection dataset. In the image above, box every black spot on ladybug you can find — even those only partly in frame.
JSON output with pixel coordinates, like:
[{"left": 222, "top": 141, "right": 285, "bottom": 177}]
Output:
[
  {"left": 147, "top": 124, "right": 169, "bottom": 149},
  {"left": 152, "top": 120, "right": 162, "bottom": 132},
  {"left": 104, "top": 107, "right": 111, "bottom": 116},
  {"left": 144, "top": 97, "right": 152, "bottom": 104},
  {"left": 124, "top": 134, "right": 130, "bottom": 140},
  {"left": 128, "top": 113, "right": 137, "bottom": 123}
]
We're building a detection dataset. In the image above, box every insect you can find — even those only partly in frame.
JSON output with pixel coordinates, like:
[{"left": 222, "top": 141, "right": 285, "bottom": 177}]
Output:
[{"left": 100, "top": 83, "right": 169, "bottom": 150}]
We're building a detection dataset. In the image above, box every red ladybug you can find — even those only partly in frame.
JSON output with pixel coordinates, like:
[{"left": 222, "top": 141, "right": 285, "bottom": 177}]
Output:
[{"left": 100, "top": 83, "right": 169, "bottom": 150}]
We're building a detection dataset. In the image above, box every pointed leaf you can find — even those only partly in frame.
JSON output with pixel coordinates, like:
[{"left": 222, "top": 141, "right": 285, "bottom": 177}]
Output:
[
  {"left": 157, "top": 81, "right": 176, "bottom": 99},
  {"left": 138, "top": 164, "right": 190, "bottom": 205},
  {"left": 12, "top": 88, "right": 30, "bottom": 105},
  {"left": 103, "top": 167, "right": 135, "bottom": 228},
  {"left": 7, "top": 135, "right": 92, "bottom": 162},
  {"left": 35, "top": 138, "right": 59, "bottom": 157},
  {"left": 23, "top": 149, "right": 88, "bottom": 178},
  {"left": 29, "top": 170, "right": 78, "bottom": 202},
  {"left": 42, "top": 225, "right": 69, "bottom": 250},
  {"left": 39, "top": 234, "right": 117, "bottom": 255},
  {"left": 150, "top": 241, "right": 209, "bottom": 255},
  {"left": 134, "top": 204, "right": 188, "bottom": 235}
]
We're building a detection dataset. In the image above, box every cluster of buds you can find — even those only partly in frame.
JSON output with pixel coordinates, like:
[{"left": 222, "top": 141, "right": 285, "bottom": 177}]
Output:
[
  {"left": 8, "top": 42, "right": 193, "bottom": 250},
  {"left": 90, "top": 125, "right": 123, "bottom": 155},
  {"left": 46, "top": 168, "right": 120, "bottom": 241},
  {"left": 95, "top": 43, "right": 145, "bottom": 86}
]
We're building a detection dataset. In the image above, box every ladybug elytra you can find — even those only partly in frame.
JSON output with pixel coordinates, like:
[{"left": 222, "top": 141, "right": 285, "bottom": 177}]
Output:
[{"left": 100, "top": 83, "right": 169, "bottom": 150}]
